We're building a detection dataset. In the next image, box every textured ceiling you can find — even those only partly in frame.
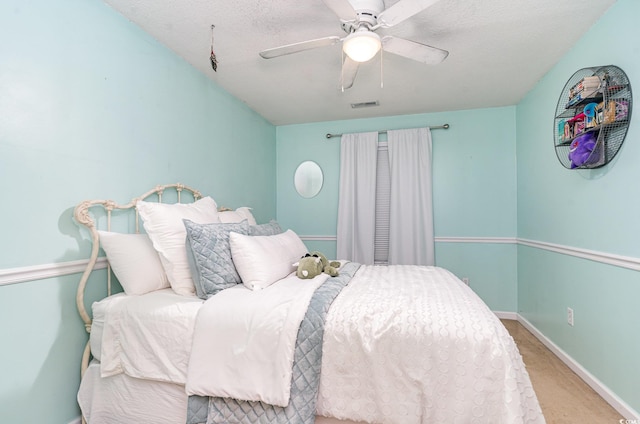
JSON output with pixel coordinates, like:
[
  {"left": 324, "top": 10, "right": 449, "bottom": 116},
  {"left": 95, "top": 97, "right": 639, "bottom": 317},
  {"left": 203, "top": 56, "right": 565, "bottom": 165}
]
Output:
[{"left": 102, "top": 0, "right": 616, "bottom": 126}]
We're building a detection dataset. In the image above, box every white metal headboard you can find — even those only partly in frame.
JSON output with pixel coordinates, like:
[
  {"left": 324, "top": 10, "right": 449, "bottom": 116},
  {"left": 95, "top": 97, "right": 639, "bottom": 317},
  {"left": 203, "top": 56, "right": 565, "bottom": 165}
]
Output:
[{"left": 73, "top": 183, "right": 202, "bottom": 378}]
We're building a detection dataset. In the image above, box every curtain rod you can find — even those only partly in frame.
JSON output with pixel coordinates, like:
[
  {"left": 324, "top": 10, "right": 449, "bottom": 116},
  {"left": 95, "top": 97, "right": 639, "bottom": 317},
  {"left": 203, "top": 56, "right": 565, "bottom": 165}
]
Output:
[{"left": 325, "top": 124, "right": 449, "bottom": 139}]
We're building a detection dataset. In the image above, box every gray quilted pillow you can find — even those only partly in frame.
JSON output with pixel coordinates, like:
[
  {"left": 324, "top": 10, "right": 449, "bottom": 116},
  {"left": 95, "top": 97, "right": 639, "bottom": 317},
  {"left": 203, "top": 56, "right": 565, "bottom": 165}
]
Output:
[
  {"left": 184, "top": 219, "right": 249, "bottom": 299},
  {"left": 249, "top": 220, "right": 283, "bottom": 236}
]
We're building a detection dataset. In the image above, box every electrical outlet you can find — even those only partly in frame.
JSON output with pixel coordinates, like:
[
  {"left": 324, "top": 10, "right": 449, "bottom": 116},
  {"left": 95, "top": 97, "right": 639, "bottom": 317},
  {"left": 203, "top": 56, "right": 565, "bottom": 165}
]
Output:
[
  {"left": 567, "top": 307, "right": 574, "bottom": 326},
  {"left": 462, "top": 277, "right": 469, "bottom": 286}
]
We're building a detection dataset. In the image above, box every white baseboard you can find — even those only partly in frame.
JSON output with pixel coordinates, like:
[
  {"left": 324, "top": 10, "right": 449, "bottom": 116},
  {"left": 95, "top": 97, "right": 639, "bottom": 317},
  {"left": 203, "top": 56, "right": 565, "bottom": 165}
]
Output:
[
  {"left": 494, "top": 311, "right": 518, "bottom": 320},
  {"left": 516, "top": 314, "right": 640, "bottom": 420}
]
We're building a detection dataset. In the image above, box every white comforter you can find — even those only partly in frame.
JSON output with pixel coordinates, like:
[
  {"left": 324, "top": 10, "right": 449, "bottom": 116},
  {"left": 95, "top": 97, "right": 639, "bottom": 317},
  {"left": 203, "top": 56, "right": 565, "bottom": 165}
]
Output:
[
  {"left": 185, "top": 272, "right": 328, "bottom": 407},
  {"left": 98, "top": 289, "right": 202, "bottom": 383},
  {"left": 95, "top": 265, "right": 544, "bottom": 424}
]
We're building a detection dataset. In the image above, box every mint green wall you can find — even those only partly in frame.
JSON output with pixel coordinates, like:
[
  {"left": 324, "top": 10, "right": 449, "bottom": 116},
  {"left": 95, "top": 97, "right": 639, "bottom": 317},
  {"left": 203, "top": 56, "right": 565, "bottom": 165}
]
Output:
[
  {"left": 0, "top": 0, "right": 275, "bottom": 422},
  {"left": 276, "top": 107, "right": 518, "bottom": 311},
  {"left": 3, "top": 0, "right": 638, "bottom": 421},
  {"left": 516, "top": 0, "right": 640, "bottom": 414}
]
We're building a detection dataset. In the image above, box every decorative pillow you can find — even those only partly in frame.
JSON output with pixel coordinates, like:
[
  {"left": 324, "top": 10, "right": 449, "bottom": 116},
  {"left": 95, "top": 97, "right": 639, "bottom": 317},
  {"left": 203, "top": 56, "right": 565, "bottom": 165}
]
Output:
[
  {"left": 219, "top": 207, "right": 257, "bottom": 226},
  {"left": 98, "top": 231, "right": 169, "bottom": 295},
  {"left": 136, "top": 196, "right": 220, "bottom": 296},
  {"left": 184, "top": 219, "right": 250, "bottom": 299},
  {"left": 230, "top": 229, "right": 308, "bottom": 290},
  {"left": 249, "top": 220, "right": 283, "bottom": 236}
]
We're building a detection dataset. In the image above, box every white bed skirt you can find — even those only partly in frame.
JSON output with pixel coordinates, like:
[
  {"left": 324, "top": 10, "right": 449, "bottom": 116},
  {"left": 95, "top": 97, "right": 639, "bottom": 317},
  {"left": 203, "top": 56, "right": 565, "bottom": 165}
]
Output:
[{"left": 78, "top": 361, "right": 361, "bottom": 424}]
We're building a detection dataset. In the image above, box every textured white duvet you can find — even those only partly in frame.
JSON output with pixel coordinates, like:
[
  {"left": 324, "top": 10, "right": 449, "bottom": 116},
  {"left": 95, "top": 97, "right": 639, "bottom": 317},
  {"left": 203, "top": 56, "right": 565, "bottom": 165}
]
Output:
[
  {"left": 317, "top": 265, "right": 543, "bottom": 423},
  {"left": 94, "top": 265, "right": 544, "bottom": 424}
]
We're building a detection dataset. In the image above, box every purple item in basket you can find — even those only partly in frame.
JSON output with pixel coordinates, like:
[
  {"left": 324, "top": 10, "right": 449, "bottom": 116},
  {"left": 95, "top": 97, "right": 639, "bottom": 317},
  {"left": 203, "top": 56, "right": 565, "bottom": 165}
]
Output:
[{"left": 568, "top": 132, "right": 597, "bottom": 168}]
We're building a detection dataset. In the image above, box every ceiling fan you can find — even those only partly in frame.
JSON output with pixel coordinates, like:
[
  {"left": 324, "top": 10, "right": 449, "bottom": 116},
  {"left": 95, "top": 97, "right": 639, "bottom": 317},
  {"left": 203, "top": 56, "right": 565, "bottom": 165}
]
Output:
[{"left": 259, "top": 0, "right": 449, "bottom": 89}]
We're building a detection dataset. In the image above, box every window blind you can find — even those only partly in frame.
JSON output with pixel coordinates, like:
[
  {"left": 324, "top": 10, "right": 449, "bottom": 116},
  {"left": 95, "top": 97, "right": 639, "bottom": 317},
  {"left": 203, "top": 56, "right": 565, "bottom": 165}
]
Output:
[{"left": 374, "top": 141, "right": 390, "bottom": 264}]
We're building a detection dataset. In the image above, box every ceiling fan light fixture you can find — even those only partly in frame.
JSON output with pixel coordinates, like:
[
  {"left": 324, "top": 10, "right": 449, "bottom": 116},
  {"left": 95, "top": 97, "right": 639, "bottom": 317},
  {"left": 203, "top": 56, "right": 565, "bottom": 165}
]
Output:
[{"left": 343, "top": 30, "right": 381, "bottom": 62}]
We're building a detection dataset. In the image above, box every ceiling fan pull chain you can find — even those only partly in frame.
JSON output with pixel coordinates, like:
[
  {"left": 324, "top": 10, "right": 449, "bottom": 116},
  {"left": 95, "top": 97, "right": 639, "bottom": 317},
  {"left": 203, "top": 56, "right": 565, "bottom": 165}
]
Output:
[
  {"left": 380, "top": 48, "right": 384, "bottom": 88},
  {"left": 210, "top": 24, "right": 218, "bottom": 72},
  {"left": 341, "top": 49, "right": 345, "bottom": 92}
]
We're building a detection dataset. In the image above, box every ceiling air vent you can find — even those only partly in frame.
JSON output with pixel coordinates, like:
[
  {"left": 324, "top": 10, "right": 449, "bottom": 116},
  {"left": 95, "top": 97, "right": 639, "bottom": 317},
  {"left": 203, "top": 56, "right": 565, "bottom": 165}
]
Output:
[{"left": 351, "top": 101, "right": 379, "bottom": 109}]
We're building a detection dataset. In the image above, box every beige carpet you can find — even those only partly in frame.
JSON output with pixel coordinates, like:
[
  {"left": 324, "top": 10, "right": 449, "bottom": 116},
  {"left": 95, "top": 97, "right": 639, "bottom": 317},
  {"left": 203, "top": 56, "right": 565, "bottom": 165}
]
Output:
[{"left": 502, "top": 319, "right": 623, "bottom": 424}]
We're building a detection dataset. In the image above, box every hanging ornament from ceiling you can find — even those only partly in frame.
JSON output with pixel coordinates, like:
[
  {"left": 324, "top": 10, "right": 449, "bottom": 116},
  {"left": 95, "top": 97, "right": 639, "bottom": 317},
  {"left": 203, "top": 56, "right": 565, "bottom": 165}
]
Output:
[{"left": 210, "top": 24, "right": 218, "bottom": 72}]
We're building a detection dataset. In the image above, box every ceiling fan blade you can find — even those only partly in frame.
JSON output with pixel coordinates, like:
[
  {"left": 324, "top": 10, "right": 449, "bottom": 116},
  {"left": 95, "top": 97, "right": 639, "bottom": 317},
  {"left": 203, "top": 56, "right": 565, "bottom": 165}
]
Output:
[
  {"left": 382, "top": 35, "right": 448, "bottom": 64},
  {"left": 321, "top": 0, "right": 357, "bottom": 21},
  {"left": 259, "top": 36, "right": 341, "bottom": 59},
  {"left": 340, "top": 55, "right": 359, "bottom": 90},
  {"left": 378, "top": 0, "right": 441, "bottom": 28}
]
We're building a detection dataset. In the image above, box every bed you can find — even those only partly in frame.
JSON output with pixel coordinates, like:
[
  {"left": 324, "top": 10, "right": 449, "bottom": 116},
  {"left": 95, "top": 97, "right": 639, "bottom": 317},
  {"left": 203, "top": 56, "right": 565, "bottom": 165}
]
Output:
[{"left": 74, "top": 184, "right": 545, "bottom": 424}]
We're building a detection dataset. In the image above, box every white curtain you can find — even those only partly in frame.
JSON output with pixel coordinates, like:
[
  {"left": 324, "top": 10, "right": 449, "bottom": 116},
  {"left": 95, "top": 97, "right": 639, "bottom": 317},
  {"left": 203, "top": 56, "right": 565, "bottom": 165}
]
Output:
[
  {"left": 387, "top": 128, "right": 435, "bottom": 265},
  {"left": 336, "top": 132, "right": 378, "bottom": 264}
]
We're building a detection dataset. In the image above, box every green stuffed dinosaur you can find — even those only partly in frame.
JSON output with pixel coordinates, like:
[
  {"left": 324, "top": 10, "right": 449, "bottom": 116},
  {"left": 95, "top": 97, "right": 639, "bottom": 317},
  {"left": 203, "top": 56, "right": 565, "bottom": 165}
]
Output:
[{"left": 295, "top": 251, "right": 341, "bottom": 279}]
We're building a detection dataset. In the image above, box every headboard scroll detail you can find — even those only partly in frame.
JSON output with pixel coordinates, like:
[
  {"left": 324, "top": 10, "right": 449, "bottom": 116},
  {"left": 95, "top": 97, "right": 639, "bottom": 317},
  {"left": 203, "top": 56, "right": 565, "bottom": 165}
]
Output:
[{"left": 73, "top": 183, "right": 202, "bottom": 378}]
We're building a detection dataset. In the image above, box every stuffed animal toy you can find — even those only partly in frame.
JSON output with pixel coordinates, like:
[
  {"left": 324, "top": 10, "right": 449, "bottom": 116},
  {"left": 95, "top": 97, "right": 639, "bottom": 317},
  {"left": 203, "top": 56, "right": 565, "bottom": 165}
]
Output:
[
  {"left": 568, "top": 132, "right": 598, "bottom": 169},
  {"left": 313, "top": 251, "right": 341, "bottom": 277},
  {"left": 295, "top": 251, "right": 340, "bottom": 279},
  {"left": 295, "top": 254, "right": 323, "bottom": 279}
]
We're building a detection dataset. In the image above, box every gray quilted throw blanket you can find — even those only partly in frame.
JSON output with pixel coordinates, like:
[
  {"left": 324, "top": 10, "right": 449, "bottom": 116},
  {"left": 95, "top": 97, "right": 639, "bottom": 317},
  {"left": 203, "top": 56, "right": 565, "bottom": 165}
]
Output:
[{"left": 187, "top": 261, "right": 361, "bottom": 424}]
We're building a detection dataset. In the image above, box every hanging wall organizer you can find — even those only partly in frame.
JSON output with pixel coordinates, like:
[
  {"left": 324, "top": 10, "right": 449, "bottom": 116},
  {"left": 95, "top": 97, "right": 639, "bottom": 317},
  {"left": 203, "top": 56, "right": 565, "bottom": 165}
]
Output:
[{"left": 554, "top": 65, "right": 632, "bottom": 169}]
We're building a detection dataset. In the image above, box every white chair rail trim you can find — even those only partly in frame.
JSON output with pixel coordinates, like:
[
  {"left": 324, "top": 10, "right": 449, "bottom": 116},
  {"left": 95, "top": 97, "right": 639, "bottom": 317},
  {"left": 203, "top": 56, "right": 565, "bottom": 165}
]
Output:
[
  {"left": 300, "top": 236, "right": 519, "bottom": 244},
  {"left": 0, "top": 257, "right": 108, "bottom": 287},
  {"left": 436, "top": 236, "right": 517, "bottom": 244},
  {"left": 518, "top": 238, "right": 640, "bottom": 272},
  {"left": 3, "top": 236, "right": 639, "bottom": 286},
  {"left": 299, "top": 235, "right": 338, "bottom": 241}
]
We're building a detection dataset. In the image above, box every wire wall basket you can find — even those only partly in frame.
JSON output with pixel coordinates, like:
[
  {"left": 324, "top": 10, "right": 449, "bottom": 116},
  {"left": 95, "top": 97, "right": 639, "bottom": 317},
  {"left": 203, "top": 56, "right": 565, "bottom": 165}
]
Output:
[{"left": 554, "top": 65, "right": 632, "bottom": 169}]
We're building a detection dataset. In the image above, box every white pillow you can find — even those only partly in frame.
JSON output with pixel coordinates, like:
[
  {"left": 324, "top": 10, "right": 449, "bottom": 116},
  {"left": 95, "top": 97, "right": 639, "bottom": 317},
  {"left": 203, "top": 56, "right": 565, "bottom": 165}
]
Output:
[
  {"left": 230, "top": 229, "right": 308, "bottom": 290},
  {"left": 98, "top": 231, "right": 169, "bottom": 295},
  {"left": 219, "top": 207, "right": 257, "bottom": 225},
  {"left": 137, "top": 196, "right": 220, "bottom": 296}
]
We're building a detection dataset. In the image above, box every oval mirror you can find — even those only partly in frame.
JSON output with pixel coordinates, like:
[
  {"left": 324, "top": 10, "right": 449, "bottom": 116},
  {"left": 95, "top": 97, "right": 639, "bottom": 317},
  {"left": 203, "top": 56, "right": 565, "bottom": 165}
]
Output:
[{"left": 294, "top": 161, "right": 323, "bottom": 198}]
